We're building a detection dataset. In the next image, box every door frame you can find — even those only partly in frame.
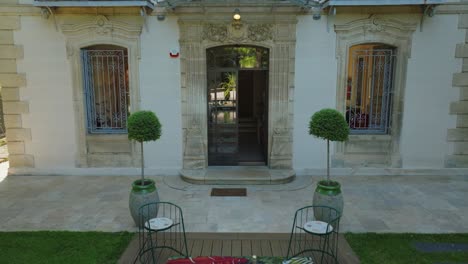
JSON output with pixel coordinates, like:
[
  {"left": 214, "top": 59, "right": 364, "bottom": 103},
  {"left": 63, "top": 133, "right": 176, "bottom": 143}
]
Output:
[
  {"left": 179, "top": 16, "right": 297, "bottom": 170},
  {"left": 207, "top": 46, "right": 270, "bottom": 166}
]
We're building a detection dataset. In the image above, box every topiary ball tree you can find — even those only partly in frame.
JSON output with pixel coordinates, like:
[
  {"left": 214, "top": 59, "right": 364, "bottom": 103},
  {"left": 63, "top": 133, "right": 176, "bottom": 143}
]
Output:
[
  {"left": 309, "top": 108, "right": 349, "bottom": 184},
  {"left": 127, "top": 110, "right": 162, "bottom": 184}
]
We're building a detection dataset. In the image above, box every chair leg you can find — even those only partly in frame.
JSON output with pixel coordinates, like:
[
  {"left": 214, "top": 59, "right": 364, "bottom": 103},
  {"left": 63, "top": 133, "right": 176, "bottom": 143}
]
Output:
[
  {"left": 334, "top": 234, "right": 339, "bottom": 264},
  {"left": 148, "top": 232, "right": 157, "bottom": 264},
  {"left": 320, "top": 235, "right": 329, "bottom": 264}
]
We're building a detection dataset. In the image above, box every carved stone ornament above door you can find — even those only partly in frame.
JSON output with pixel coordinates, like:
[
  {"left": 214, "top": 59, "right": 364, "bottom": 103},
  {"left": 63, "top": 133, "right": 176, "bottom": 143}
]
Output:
[{"left": 202, "top": 23, "right": 273, "bottom": 43}]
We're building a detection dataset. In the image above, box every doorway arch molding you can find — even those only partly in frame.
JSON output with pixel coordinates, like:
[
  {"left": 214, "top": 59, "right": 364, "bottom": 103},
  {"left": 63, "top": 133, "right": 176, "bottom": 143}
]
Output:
[{"left": 179, "top": 15, "right": 297, "bottom": 171}]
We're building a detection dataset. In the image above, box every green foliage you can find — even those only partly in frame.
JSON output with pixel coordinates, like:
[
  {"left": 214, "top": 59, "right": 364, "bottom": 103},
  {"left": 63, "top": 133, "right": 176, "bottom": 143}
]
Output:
[
  {"left": 309, "top": 108, "right": 349, "bottom": 142},
  {"left": 0, "top": 231, "right": 133, "bottom": 264},
  {"left": 345, "top": 233, "right": 468, "bottom": 264},
  {"left": 237, "top": 47, "right": 258, "bottom": 68},
  {"left": 221, "top": 73, "right": 237, "bottom": 100},
  {"left": 127, "top": 111, "right": 162, "bottom": 143}
]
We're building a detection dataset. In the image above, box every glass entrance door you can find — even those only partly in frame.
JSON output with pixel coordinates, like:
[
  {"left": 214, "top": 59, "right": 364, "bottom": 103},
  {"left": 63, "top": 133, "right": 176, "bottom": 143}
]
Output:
[
  {"left": 207, "top": 45, "right": 269, "bottom": 166},
  {"left": 207, "top": 70, "right": 239, "bottom": 165}
]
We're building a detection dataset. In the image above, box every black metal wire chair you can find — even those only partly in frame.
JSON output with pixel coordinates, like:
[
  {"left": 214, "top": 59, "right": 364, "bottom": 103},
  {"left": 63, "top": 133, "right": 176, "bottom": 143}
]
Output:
[
  {"left": 286, "top": 206, "right": 341, "bottom": 264},
  {"left": 135, "top": 202, "right": 189, "bottom": 264}
]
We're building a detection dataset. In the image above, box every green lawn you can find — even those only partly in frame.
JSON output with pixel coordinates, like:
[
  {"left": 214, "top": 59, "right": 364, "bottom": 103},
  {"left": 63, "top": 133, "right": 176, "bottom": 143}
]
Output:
[
  {"left": 0, "top": 231, "right": 134, "bottom": 264},
  {"left": 345, "top": 233, "right": 468, "bottom": 264}
]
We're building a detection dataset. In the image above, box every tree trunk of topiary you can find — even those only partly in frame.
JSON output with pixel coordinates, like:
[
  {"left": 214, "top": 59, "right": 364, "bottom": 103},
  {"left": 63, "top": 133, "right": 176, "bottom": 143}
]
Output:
[
  {"left": 141, "top": 141, "right": 144, "bottom": 182},
  {"left": 327, "top": 139, "right": 330, "bottom": 184}
]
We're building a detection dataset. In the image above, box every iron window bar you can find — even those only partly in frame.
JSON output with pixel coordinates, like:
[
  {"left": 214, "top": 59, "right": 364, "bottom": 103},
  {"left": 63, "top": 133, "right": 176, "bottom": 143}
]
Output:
[
  {"left": 81, "top": 49, "right": 130, "bottom": 134},
  {"left": 347, "top": 47, "right": 396, "bottom": 135}
]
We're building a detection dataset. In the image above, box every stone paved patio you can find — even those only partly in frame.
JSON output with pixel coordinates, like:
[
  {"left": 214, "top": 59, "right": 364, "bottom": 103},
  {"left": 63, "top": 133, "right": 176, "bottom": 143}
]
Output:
[{"left": 0, "top": 164, "right": 467, "bottom": 233}]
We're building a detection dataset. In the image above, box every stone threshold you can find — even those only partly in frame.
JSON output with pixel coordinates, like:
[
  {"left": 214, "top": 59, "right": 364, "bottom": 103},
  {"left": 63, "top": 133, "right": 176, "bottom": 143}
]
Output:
[{"left": 180, "top": 166, "right": 295, "bottom": 185}]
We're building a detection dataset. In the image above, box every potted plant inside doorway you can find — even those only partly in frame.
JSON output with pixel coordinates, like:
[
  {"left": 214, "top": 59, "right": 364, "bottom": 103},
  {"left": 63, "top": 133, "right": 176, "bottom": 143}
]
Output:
[
  {"left": 309, "top": 108, "right": 349, "bottom": 218},
  {"left": 128, "top": 110, "right": 162, "bottom": 227}
]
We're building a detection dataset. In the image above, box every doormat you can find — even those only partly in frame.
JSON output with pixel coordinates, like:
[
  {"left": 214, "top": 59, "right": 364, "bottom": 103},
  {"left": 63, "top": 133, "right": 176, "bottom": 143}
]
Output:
[{"left": 210, "top": 188, "right": 247, "bottom": 197}]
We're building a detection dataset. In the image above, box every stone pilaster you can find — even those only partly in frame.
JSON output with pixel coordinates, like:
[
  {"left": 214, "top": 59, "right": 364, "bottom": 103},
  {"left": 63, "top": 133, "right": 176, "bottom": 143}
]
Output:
[
  {"left": 446, "top": 13, "right": 468, "bottom": 167},
  {"left": 269, "top": 43, "right": 295, "bottom": 169},
  {"left": 0, "top": 4, "right": 35, "bottom": 168},
  {"left": 179, "top": 36, "right": 207, "bottom": 169}
]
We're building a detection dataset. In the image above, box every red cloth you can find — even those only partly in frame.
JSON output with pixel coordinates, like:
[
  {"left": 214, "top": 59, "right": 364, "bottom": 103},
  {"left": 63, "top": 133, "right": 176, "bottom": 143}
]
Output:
[{"left": 167, "top": 256, "right": 249, "bottom": 264}]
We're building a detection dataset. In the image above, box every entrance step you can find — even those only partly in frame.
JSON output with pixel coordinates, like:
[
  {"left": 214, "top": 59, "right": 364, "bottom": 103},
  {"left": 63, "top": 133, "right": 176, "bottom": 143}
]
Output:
[
  {"left": 238, "top": 161, "right": 266, "bottom": 166},
  {"left": 180, "top": 166, "right": 295, "bottom": 185}
]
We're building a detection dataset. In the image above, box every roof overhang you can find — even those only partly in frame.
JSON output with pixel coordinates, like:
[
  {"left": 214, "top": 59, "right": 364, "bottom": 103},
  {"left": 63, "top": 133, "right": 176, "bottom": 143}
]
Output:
[
  {"left": 327, "top": 0, "right": 446, "bottom": 6},
  {"left": 32, "top": 0, "right": 447, "bottom": 13},
  {"left": 33, "top": 0, "right": 156, "bottom": 9}
]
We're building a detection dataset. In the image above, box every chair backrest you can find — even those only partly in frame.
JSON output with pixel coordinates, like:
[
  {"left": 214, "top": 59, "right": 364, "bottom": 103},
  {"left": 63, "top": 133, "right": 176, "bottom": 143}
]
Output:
[
  {"left": 138, "top": 202, "right": 189, "bottom": 262},
  {"left": 286, "top": 205, "right": 341, "bottom": 263}
]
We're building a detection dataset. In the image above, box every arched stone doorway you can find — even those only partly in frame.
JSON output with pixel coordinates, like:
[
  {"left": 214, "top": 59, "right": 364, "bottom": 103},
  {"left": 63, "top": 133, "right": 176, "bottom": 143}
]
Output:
[{"left": 179, "top": 13, "right": 297, "bottom": 182}]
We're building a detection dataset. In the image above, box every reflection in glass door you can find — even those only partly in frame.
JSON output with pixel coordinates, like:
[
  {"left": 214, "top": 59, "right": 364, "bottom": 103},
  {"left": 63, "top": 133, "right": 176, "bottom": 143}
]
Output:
[{"left": 208, "top": 70, "right": 239, "bottom": 165}]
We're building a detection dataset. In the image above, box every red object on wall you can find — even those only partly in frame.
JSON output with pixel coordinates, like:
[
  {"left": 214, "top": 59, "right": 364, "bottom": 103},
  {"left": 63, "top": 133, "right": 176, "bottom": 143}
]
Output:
[{"left": 169, "top": 48, "right": 179, "bottom": 58}]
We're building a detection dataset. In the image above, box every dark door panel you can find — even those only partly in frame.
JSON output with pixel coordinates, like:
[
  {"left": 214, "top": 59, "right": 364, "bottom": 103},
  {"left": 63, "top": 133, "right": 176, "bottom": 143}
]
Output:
[{"left": 207, "top": 70, "right": 239, "bottom": 165}]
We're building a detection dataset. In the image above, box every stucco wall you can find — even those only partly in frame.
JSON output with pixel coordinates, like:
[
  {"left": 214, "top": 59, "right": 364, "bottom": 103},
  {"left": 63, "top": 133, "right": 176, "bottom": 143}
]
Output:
[
  {"left": 138, "top": 16, "right": 182, "bottom": 173},
  {"left": 402, "top": 14, "right": 463, "bottom": 168},
  {"left": 293, "top": 15, "right": 337, "bottom": 172},
  {"left": 15, "top": 16, "right": 77, "bottom": 169}
]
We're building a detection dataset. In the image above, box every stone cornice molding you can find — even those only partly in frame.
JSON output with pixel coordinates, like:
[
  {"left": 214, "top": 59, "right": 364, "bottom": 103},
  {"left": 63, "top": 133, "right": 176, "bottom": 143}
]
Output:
[
  {"left": 61, "top": 15, "right": 143, "bottom": 58},
  {"left": 3, "top": 3, "right": 468, "bottom": 15},
  {"left": 335, "top": 16, "right": 416, "bottom": 34},
  {"left": 61, "top": 15, "right": 142, "bottom": 36},
  {"left": 335, "top": 16, "right": 417, "bottom": 58}
]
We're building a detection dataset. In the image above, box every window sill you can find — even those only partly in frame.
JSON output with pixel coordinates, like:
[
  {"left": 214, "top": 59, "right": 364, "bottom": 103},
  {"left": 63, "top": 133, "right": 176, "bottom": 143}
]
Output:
[
  {"left": 86, "top": 134, "right": 131, "bottom": 154},
  {"left": 87, "top": 134, "right": 129, "bottom": 142},
  {"left": 348, "top": 134, "right": 392, "bottom": 141}
]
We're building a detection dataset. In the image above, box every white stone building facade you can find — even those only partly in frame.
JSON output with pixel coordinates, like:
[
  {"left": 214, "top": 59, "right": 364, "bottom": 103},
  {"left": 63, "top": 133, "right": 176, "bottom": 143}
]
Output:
[{"left": 1, "top": 0, "right": 467, "bottom": 181}]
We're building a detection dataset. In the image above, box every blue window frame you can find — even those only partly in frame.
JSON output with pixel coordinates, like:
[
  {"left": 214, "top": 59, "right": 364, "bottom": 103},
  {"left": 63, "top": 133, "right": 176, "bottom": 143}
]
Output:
[
  {"left": 346, "top": 43, "right": 396, "bottom": 134},
  {"left": 81, "top": 45, "right": 130, "bottom": 134}
]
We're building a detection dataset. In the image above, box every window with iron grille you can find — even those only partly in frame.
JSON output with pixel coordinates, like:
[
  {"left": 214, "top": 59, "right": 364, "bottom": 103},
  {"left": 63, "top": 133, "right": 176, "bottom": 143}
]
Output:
[
  {"left": 346, "top": 44, "right": 396, "bottom": 134},
  {"left": 81, "top": 45, "right": 130, "bottom": 134}
]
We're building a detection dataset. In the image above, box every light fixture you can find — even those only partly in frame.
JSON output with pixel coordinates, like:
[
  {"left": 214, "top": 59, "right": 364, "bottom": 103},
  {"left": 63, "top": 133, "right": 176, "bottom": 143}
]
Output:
[
  {"left": 312, "top": 6, "right": 322, "bottom": 20},
  {"left": 232, "top": 8, "right": 242, "bottom": 29},
  {"left": 233, "top": 8, "right": 241, "bottom": 21},
  {"left": 156, "top": 13, "right": 166, "bottom": 21}
]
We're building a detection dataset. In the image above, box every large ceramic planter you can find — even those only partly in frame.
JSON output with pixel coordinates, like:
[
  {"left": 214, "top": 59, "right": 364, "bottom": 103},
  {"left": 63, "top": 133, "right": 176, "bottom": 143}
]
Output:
[
  {"left": 129, "top": 179, "right": 159, "bottom": 227},
  {"left": 312, "top": 180, "right": 343, "bottom": 222}
]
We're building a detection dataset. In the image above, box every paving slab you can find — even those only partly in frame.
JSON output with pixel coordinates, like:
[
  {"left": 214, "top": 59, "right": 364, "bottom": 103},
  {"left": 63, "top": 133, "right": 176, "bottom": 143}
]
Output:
[{"left": 0, "top": 169, "right": 467, "bottom": 233}]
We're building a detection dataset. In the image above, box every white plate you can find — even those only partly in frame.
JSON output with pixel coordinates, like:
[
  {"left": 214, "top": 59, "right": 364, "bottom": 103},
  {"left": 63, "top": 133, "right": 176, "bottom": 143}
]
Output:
[
  {"left": 145, "top": 217, "right": 173, "bottom": 230},
  {"left": 303, "top": 221, "right": 333, "bottom": 234}
]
